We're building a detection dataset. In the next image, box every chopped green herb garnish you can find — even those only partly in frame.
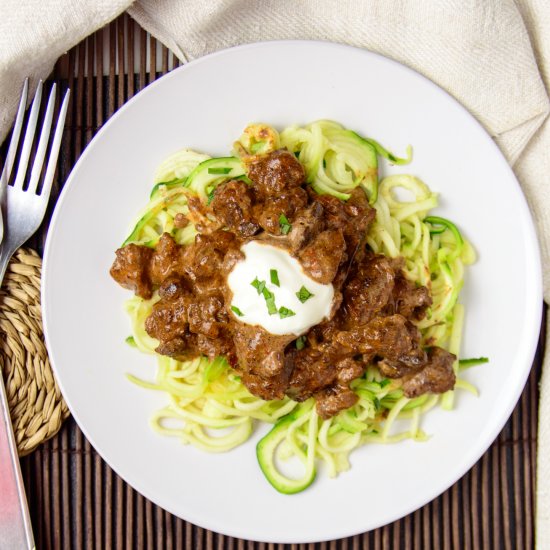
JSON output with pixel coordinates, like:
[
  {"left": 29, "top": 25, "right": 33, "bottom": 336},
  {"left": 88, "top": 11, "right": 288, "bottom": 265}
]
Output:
[
  {"left": 262, "top": 287, "right": 278, "bottom": 315},
  {"left": 207, "top": 167, "right": 232, "bottom": 175},
  {"left": 278, "top": 306, "right": 296, "bottom": 319},
  {"left": 295, "top": 335, "right": 307, "bottom": 350},
  {"left": 459, "top": 357, "right": 489, "bottom": 368},
  {"left": 251, "top": 277, "right": 266, "bottom": 295},
  {"left": 207, "top": 188, "right": 216, "bottom": 205},
  {"left": 250, "top": 141, "right": 265, "bottom": 153},
  {"left": 279, "top": 213, "right": 292, "bottom": 235},
  {"left": 380, "top": 378, "right": 390, "bottom": 388},
  {"left": 296, "top": 286, "right": 314, "bottom": 303},
  {"left": 270, "top": 269, "right": 280, "bottom": 287},
  {"left": 231, "top": 305, "right": 244, "bottom": 317},
  {"left": 125, "top": 336, "right": 136, "bottom": 348}
]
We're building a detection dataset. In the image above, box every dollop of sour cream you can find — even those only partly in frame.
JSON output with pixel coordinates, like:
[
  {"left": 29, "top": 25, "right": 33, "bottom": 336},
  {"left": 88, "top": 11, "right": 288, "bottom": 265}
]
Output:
[{"left": 227, "top": 241, "right": 334, "bottom": 336}]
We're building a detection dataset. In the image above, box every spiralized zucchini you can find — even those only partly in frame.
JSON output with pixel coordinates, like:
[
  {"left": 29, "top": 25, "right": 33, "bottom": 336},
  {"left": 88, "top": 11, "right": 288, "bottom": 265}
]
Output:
[
  {"left": 280, "top": 120, "right": 411, "bottom": 202},
  {"left": 120, "top": 122, "right": 478, "bottom": 493}
]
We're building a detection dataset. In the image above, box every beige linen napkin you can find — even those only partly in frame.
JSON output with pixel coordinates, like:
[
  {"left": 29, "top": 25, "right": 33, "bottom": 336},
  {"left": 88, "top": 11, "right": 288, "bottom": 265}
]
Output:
[{"left": 1, "top": 0, "right": 550, "bottom": 545}]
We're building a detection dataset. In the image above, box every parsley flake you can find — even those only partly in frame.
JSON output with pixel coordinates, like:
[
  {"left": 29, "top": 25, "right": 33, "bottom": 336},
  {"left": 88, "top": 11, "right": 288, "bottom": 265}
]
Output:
[
  {"left": 279, "top": 213, "right": 292, "bottom": 235},
  {"left": 296, "top": 286, "right": 314, "bottom": 303},
  {"left": 295, "top": 335, "right": 307, "bottom": 350},
  {"left": 278, "top": 306, "right": 296, "bottom": 319},
  {"left": 261, "top": 287, "right": 277, "bottom": 315},
  {"left": 206, "top": 188, "right": 216, "bottom": 205},
  {"left": 251, "top": 278, "right": 266, "bottom": 295},
  {"left": 270, "top": 269, "right": 280, "bottom": 287},
  {"left": 125, "top": 335, "right": 137, "bottom": 348},
  {"left": 231, "top": 305, "right": 244, "bottom": 317},
  {"left": 207, "top": 167, "right": 232, "bottom": 175}
]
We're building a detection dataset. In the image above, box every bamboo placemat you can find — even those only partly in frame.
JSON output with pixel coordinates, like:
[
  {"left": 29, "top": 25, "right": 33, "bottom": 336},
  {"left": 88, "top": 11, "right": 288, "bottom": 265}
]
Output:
[{"left": 3, "top": 14, "right": 542, "bottom": 549}]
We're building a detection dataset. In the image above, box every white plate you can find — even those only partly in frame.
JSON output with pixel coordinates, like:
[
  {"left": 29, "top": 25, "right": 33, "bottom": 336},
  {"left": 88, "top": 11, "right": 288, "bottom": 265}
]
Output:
[{"left": 42, "top": 41, "right": 542, "bottom": 543}]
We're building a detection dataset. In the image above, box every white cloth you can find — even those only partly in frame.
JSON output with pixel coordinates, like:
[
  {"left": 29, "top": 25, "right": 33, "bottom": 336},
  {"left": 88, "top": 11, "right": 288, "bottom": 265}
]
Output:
[{"left": 1, "top": 0, "right": 550, "bottom": 545}]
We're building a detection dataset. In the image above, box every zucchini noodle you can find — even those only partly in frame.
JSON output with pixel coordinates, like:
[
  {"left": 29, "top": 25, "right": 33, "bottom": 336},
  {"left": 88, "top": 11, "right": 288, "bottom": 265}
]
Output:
[{"left": 120, "top": 122, "right": 480, "bottom": 493}]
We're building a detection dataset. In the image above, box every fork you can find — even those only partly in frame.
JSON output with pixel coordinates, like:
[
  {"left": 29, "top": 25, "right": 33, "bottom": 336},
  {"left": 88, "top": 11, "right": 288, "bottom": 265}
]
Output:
[{"left": 0, "top": 79, "right": 69, "bottom": 550}]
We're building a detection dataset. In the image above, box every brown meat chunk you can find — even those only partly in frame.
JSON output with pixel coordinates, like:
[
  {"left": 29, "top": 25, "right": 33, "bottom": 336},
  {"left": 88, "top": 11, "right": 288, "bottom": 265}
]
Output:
[
  {"left": 196, "top": 332, "right": 235, "bottom": 360},
  {"left": 367, "top": 315, "right": 427, "bottom": 368},
  {"left": 149, "top": 233, "right": 186, "bottom": 285},
  {"left": 210, "top": 180, "right": 260, "bottom": 238},
  {"left": 145, "top": 295, "right": 190, "bottom": 343},
  {"left": 336, "top": 314, "right": 426, "bottom": 369},
  {"left": 155, "top": 334, "right": 198, "bottom": 361},
  {"left": 247, "top": 149, "right": 305, "bottom": 196},
  {"left": 402, "top": 347, "right": 456, "bottom": 397},
  {"left": 183, "top": 230, "right": 238, "bottom": 285},
  {"left": 286, "top": 200, "right": 325, "bottom": 251},
  {"left": 110, "top": 244, "right": 154, "bottom": 299},
  {"left": 285, "top": 349, "right": 365, "bottom": 404},
  {"left": 286, "top": 348, "right": 336, "bottom": 401},
  {"left": 335, "top": 357, "right": 365, "bottom": 384},
  {"left": 315, "top": 188, "right": 375, "bottom": 250},
  {"left": 377, "top": 358, "right": 417, "bottom": 379},
  {"left": 344, "top": 254, "right": 396, "bottom": 326},
  {"left": 232, "top": 324, "right": 295, "bottom": 400},
  {"left": 252, "top": 187, "right": 309, "bottom": 235},
  {"left": 174, "top": 213, "right": 189, "bottom": 228},
  {"left": 299, "top": 229, "right": 346, "bottom": 284},
  {"left": 187, "top": 295, "right": 225, "bottom": 338},
  {"left": 316, "top": 386, "right": 359, "bottom": 419},
  {"left": 392, "top": 272, "right": 432, "bottom": 320},
  {"left": 158, "top": 277, "right": 188, "bottom": 300},
  {"left": 242, "top": 372, "right": 291, "bottom": 402}
]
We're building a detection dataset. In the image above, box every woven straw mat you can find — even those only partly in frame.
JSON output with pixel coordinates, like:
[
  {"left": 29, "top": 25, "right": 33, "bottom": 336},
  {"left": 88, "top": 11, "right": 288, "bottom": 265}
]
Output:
[{"left": 0, "top": 247, "right": 69, "bottom": 456}]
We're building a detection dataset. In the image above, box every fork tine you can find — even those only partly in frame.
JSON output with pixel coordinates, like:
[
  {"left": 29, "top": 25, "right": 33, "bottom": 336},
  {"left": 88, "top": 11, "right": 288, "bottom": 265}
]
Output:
[
  {"left": 26, "top": 84, "right": 57, "bottom": 195},
  {"left": 12, "top": 80, "right": 43, "bottom": 190},
  {"left": 40, "top": 88, "right": 70, "bottom": 200},
  {"left": 0, "top": 78, "right": 28, "bottom": 193}
]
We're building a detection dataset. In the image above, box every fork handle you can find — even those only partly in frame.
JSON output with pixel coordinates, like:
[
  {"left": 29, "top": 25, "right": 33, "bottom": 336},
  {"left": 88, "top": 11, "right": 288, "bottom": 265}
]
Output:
[
  {"left": 0, "top": 377, "right": 35, "bottom": 550},
  {"left": 0, "top": 247, "right": 35, "bottom": 550}
]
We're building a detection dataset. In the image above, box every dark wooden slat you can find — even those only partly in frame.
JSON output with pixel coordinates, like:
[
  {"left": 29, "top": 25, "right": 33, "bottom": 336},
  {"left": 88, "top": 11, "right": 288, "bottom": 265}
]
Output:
[
  {"left": 117, "top": 16, "right": 125, "bottom": 109},
  {"left": 84, "top": 438, "right": 93, "bottom": 549},
  {"left": 470, "top": 466, "right": 481, "bottom": 549},
  {"left": 145, "top": 497, "right": 154, "bottom": 548},
  {"left": 94, "top": 454, "right": 103, "bottom": 550},
  {"left": 61, "top": 428, "right": 71, "bottom": 550},
  {"left": 104, "top": 462, "right": 113, "bottom": 548},
  {"left": 150, "top": 34, "right": 157, "bottom": 82},
  {"left": 6, "top": 14, "right": 542, "bottom": 550},
  {"left": 140, "top": 27, "right": 147, "bottom": 89},
  {"left": 115, "top": 474, "right": 125, "bottom": 549},
  {"left": 109, "top": 23, "right": 116, "bottom": 115},
  {"left": 35, "top": 442, "right": 48, "bottom": 548},
  {"left": 86, "top": 36, "right": 94, "bottom": 144},
  {"left": 460, "top": 471, "right": 472, "bottom": 550},
  {"left": 127, "top": 15, "right": 135, "bottom": 99},
  {"left": 512, "top": 403, "right": 524, "bottom": 550}
]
